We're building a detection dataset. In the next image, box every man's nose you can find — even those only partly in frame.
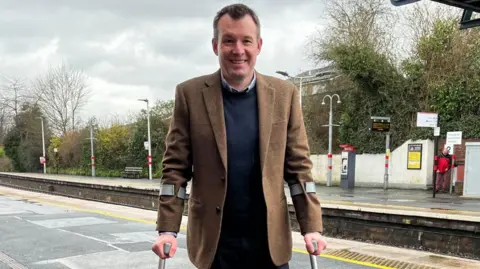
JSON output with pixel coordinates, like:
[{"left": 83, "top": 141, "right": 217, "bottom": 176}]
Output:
[{"left": 232, "top": 41, "right": 245, "bottom": 54}]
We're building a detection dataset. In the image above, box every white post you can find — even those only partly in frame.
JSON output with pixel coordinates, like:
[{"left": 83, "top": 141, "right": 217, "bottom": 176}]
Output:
[
  {"left": 90, "top": 122, "right": 96, "bottom": 177},
  {"left": 40, "top": 117, "right": 46, "bottom": 174},
  {"left": 146, "top": 100, "right": 152, "bottom": 180},
  {"left": 322, "top": 94, "right": 341, "bottom": 187},
  {"left": 384, "top": 133, "right": 390, "bottom": 190},
  {"left": 327, "top": 97, "right": 333, "bottom": 187}
]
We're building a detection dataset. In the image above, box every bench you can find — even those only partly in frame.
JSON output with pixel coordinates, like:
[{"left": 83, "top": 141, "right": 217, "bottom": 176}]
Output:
[{"left": 122, "top": 167, "right": 143, "bottom": 179}]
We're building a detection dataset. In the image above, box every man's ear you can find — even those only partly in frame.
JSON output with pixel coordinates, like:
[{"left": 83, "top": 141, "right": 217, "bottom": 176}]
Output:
[
  {"left": 212, "top": 38, "right": 219, "bottom": 56},
  {"left": 257, "top": 37, "right": 263, "bottom": 54}
]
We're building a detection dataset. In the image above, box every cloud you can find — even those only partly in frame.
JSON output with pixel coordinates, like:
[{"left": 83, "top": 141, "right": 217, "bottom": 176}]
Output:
[{"left": 0, "top": 0, "right": 327, "bottom": 123}]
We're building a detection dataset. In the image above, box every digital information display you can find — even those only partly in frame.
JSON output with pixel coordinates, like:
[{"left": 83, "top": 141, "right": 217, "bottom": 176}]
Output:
[{"left": 368, "top": 116, "right": 391, "bottom": 133}]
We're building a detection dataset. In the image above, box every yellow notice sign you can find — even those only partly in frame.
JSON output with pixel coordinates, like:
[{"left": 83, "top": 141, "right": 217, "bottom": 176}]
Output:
[{"left": 407, "top": 143, "right": 422, "bottom": 170}]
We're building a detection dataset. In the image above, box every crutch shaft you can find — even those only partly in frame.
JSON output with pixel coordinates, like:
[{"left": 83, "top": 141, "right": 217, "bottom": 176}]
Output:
[{"left": 158, "top": 243, "right": 172, "bottom": 269}]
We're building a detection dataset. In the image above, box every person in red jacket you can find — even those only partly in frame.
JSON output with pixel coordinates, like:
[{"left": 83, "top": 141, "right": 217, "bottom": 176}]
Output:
[{"left": 436, "top": 147, "right": 453, "bottom": 193}]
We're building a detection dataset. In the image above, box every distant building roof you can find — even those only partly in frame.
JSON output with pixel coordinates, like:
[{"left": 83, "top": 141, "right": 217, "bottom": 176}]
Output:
[
  {"left": 285, "top": 65, "right": 339, "bottom": 86},
  {"left": 295, "top": 65, "right": 337, "bottom": 78},
  {"left": 283, "top": 65, "right": 342, "bottom": 96}
]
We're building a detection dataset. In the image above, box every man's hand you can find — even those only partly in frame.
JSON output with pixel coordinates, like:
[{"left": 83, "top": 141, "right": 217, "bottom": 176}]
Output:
[
  {"left": 152, "top": 234, "right": 177, "bottom": 259},
  {"left": 304, "top": 232, "right": 327, "bottom": 256}
]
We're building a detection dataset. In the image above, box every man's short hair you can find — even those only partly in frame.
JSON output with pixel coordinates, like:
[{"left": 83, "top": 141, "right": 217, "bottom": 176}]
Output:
[{"left": 213, "top": 3, "right": 261, "bottom": 40}]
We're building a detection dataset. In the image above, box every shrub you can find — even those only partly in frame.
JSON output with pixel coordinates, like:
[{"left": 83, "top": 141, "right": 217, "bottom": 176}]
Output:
[{"left": 0, "top": 157, "right": 14, "bottom": 172}]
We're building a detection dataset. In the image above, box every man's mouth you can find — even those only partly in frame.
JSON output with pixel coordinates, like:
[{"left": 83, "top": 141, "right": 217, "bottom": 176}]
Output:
[{"left": 230, "top": 60, "right": 247, "bottom": 64}]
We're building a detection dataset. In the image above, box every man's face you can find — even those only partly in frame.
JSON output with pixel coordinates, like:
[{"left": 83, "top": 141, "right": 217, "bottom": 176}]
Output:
[{"left": 212, "top": 14, "right": 262, "bottom": 83}]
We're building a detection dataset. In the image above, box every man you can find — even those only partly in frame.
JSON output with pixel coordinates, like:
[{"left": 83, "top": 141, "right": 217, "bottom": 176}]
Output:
[
  {"left": 152, "top": 3, "right": 327, "bottom": 269},
  {"left": 436, "top": 147, "right": 453, "bottom": 193}
]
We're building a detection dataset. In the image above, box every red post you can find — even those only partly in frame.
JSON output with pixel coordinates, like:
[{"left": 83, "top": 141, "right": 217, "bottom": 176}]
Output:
[{"left": 327, "top": 153, "right": 332, "bottom": 170}]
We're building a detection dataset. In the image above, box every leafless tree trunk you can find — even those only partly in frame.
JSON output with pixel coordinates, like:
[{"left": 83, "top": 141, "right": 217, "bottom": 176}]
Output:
[{"left": 33, "top": 62, "right": 91, "bottom": 135}]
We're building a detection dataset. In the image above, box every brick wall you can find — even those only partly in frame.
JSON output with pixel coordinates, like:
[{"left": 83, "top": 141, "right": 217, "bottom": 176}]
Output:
[
  {"left": 439, "top": 138, "right": 480, "bottom": 162},
  {"left": 438, "top": 138, "right": 480, "bottom": 182}
]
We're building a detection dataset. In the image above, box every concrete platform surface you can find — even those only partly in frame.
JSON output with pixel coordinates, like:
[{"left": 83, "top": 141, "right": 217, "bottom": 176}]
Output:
[{"left": 1, "top": 185, "right": 479, "bottom": 269}]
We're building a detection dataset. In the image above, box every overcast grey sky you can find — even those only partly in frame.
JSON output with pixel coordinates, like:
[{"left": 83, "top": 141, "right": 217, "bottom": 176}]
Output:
[{"left": 0, "top": 0, "right": 329, "bottom": 123}]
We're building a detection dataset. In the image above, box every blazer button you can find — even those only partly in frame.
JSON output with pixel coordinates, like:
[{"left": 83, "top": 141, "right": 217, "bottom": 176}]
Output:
[
  {"left": 221, "top": 177, "right": 225, "bottom": 182},
  {"left": 216, "top": 206, "right": 221, "bottom": 213}
]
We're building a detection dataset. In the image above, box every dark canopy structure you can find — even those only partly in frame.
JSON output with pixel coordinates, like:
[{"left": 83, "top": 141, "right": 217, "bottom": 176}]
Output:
[{"left": 391, "top": 0, "right": 480, "bottom": 29}]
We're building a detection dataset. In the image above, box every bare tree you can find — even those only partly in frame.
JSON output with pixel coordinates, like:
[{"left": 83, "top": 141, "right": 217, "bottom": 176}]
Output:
[
  {"left": 0, "top": 106, "right": 7, "bottom": 143},
  {"left": 0, "top": 76, "right": 30, "bottom": 117},
  {"left": 400, "top": 1, "right": 459, "bottom": 52},
  {"left": 0, "top": 76, "right": 32, "bottom": 141},
  {"left": 308, "top": 0, "right": 398, "bottom": 64},
  {"left": 33, "top": 62, "right": 91, "bottom": 135}
]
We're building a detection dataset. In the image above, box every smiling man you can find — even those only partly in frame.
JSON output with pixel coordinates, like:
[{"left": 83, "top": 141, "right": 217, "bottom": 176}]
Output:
[{"left": 152, "top": 3, "right": 327, "bottom": 269}]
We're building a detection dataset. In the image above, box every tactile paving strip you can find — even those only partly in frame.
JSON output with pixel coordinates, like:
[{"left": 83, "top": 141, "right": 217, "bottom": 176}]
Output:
[
  {"left": 325, "top": 249, "right": 438, "bottom": 269},
  {"left": 0, "top": 250, "right": 28, "bottom": 269}
]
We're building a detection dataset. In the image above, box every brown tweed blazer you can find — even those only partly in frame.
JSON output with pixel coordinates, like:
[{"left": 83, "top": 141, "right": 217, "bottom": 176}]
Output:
[{"left": 156, "top": 69, "right": 323, "bottom": 269}]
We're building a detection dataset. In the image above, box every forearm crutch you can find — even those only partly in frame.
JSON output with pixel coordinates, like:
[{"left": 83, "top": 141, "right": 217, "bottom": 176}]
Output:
[
  {"left": 288, "top": 182, "right": 320, "bottom": 269},
  {"left": 309, "top": 240, "right": 319, "bottom": 269},
  {"left": 158, "top": 243, "right": 172, "bottom": 269}
]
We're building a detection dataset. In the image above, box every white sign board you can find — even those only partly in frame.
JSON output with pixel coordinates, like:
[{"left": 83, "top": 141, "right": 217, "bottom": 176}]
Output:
[
  {"left": 416, "top": 112, "right": 438, "bottom": 128},
  {"left": 434, "top": 127, "right": 440, "bottom": 137},
  {"left": 144, "top": 141, "right": 149, "bottom": 150},
  {"left": 446, "top": 131, "right": 462, "bottom": 145}
]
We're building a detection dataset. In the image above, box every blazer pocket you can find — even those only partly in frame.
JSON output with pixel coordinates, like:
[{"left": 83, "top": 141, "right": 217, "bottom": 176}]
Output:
[
  {"left": 270, "top": 121, "right": 287, "bottom": 143},
  {"left": 188, "top": 197, "right": 204, "bottom": 217}
]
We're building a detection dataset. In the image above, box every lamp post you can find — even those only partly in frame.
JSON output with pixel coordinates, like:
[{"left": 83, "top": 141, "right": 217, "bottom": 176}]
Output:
[
  {"left": 83, "top": 119, "right": 97, "bottom": 177},
  {"left": 90, "top": 121, "right": 96, "bottom": 177},
  {"left": 276, "top": 71, "right": 321, "bottom": 107},
  {"left": 138, "top": 98, "right": 152, "bottom": 180},
  {"left": 322, "top": 94, "right": 341, "bottom": 187},
  {"left": 37, "top": 116, "right": 46, "bottom": 174}
]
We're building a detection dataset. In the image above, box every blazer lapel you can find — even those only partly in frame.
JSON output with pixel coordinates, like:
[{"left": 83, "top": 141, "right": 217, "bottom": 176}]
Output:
[
  {"left": 201, "top": 70, "right": 275, "bottom": 173},
  {"left": 202, "top": 70, "right": 228, "bottom": 170},
  {"left": 256, "top": 72, "right": 275, "bottom": 173}
]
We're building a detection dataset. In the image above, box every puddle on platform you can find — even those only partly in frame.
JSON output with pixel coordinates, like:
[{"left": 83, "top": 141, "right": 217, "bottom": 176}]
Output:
[
  {"left": 420, "top": 255, "right": 467, "bottom": 267},
  {"left": 429, "top": 207, "right": 455, "bottom": 211},
  {"left": 386, "top": 199, "right": 415, "bottom": 202},
  {"left": 17, "top": 198, "right": 38, "bottom": 205}
]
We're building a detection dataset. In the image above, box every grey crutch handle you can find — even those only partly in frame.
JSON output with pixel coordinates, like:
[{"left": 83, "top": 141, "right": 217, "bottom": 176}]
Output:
[
  {"left": 309, "top": 240, "right": 319, "bottom": 269},
  {"left": 158, "top": 242, "right": 172, "bottom": 269}
]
